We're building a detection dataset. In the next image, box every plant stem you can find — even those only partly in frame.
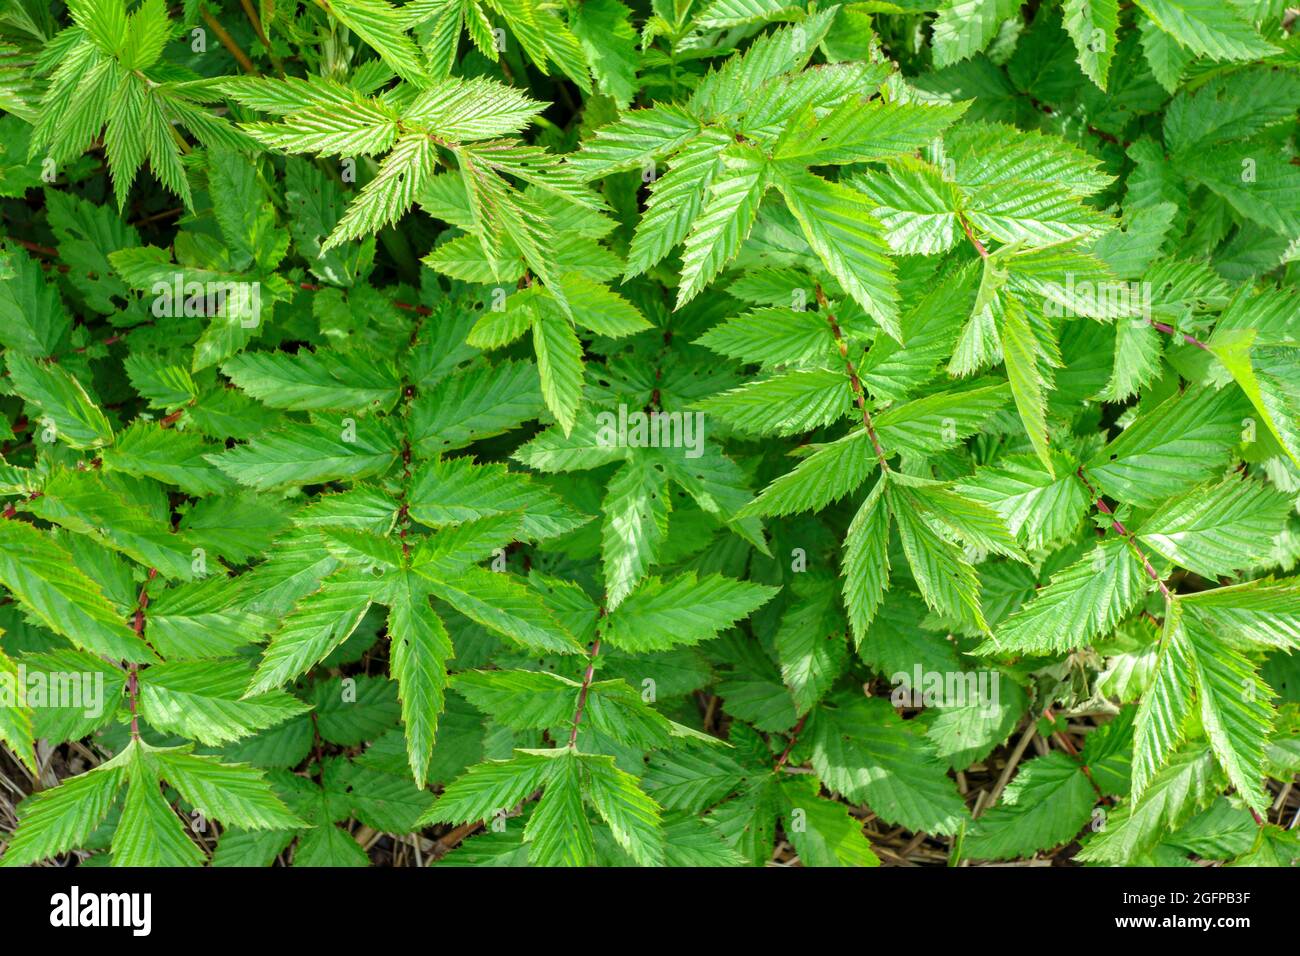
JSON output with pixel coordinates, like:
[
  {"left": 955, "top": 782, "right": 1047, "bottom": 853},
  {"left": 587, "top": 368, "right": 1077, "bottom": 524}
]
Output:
[
  {"left": 201, "top": 9, "right": 257, "bottom": 74},
  {"left": 127, "top": 666, "right": 140, "bottom": 740},
  {"left": 127, "top": 568, "right": 157, "bottom": 741},
  {"left": 1076, "top": 468, "right": 1171, "bottom": 599},
  {"left": 774, "top": 714, "right": 808, "bottom": 772},
  {"left": 567, "top": 637, "right": 602, "bottom": 748},
  {"left": 1150, "top": 320, "right": 1209, "bottom": 351},
  {"left": 238, "top": 0, "right": 284, "bottom": 74},
  {"left": 980, "top": 719, "right": 1037, "bottom": 815},
  {"left": 958, "top": 214, "right": 989, "bottom": 260},
  {"left": 817, "top": 285, "right": 891, "bottom": 471}
]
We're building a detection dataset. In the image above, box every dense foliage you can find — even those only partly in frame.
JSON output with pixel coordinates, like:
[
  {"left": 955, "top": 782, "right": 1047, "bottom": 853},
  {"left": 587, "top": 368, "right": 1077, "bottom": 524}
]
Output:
[{"left": 1, "top": 0, "right": 1299, "bottom": 868}]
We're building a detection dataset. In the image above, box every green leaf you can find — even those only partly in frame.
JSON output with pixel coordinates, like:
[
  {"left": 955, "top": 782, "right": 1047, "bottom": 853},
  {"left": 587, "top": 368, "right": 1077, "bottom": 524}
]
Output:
[
  {"left": 407, "top": 456, "right": 589, "bottom": 542},
  {"left": 27, "top": 468, "right": 199, "bottom": 580},
  {"left": 6, "top": 0, "right": 1299, "bottom": 875},
  {"left": 294, "top": 824, "right": 370, "bottom": 866},
  {"left": 6, "top": 351, "right": 113, "bottom": 448},
  {"left": 325, "top": 758, "right": 432, "bottom": 832},
  {"left": 139, "top": 660, "right": 309, "bottom": 745},
  {"left": 455, "top": 668, "right": 578, "bottom": 730},
  {"left": 422, "top": 750, "right": 556, "bottom": 826},
  {"left": 1133, "top": 601, "right": 1274, "bottom": 812},
  {"left": 215, "top": 416, "right": 401, "bottom": 490},
  {"left": 809, "top": 696, "right": 968, "bottom": 835},
  {"left": 644, "top": 748, "right": 747, "bottom": 813},
  {"left": 112, "top": 746, "right": 204, "bottom": 867},
  {"left": 153, "top": 748, "right": 308, "bottom": 830},
  {"left": 999, "top": 295, "right": 1055, "bottom": 475},
  {"left": 852, "top": 159, "right": 964, "bottom": 257},
  {"left": 697, "top": 305, "right": 835, "bottom": 368},
  {"left": 0, "top": 750, "right": 129, "bottom": 867},
  {"left": 146, "top": 576, "right": 272, "bottom": 659},
  {"left": 603, "top": 573, "right": 778, "bottom": 652},
  {"left": 979, "top": 538, "right": 1148, "bottom": 656},
  {"left": 570, "top": 0, "right": 638, "bottom": 108},
  {"left": 1135, "top": 475, "right": 1292, "bottom": 580},
  {"left": 1183, "top": 614, "right": 1274, "bottom": 813},
  {"left": 781, "top": 780, "right": 880, "bottom": 867},
  {"left": 1079, "top": 745, "right": 1220, "bottom": 864},
  {"left": 100, "top": 422, "right": 236, "bottom": 496},
  {"left": 626, "top": 129, "right": 731, "bottom": 279},
  {"left": 1063, "top": 0, "right": 1119, "bottom": 89},
  {"left": 772, "top": 167, "right": 899, "bottom": 340},
  {"left": 423, "top": 566, "right": 582, "bottom": 654},
  {"left": 406, "top": 76, "right": 546, "bottom": 140},
  {"left": 956, "top": 453, "right": 1090, "bottom": 551},
  {"left": 408, "top": 360, "right": 545, "bottom": 457},
  {"left": 676, "top": 143, "right": 770, "bottom": 309},
  {"left": 775, "top": 577, "right": 849, "bottom": 714},
  {"left": 888, "top": 482, "right": 988, "bottom": 633},
  {"left": 0, "top": 519, "right": 152, "bottom": 662},
  {"left": 931, "top": 0, "right": 1021, "bottom": 68},
  {"left": 1180, "top": 580, "right": 1300, "bottom": 651},
  {"left": 926, "top": 677, "right": 1027, "bottom": 770},
  {"left": 525, "top": 750, "right": 593, "bottom": 866},
  {"left": 557, "top": 273, "right": 650, "bottom": 338},
  {"left": 739, "top": 429, "right": 879, "bottom": 518},
  {"left": 324, "top": 134, "right": 438, "bottom": 249},
  {"left": 890, "top": 473, "right": 1026, "bottom": 562},
  {"left": 1208, "top": 330, "right": 1300, "bottom": 468},
  {"left": 249, "top": 572, "right": 375, "bottom": 693},
  {"left": 321, "top": 0, "right": 428, "bottom": 82},
  {"left": 1084, "top": 386, "right": 1245, "bottom": 507},
  {"left": 1132, "top": 0, "right": 1278, "bottom": 61},
  {"left": 842, "top": 474, "right": 892, "bottom": 643},
  {"left": 774, "top": 99, "right": 968, "bottom": 168},
  {"left": 1097, "top": 318, "right": 1162, "bottom": 403},
  {"left": 601, "top": 456, "right": 670, "bottom": 610},
  {"left": 695, "top": 368, "right": 853, "bottom": 437},
  {"left": 566, "top": 105, "right": 700, "bottom": 181},
  {"left": 0, "top": 245, "right": 72, "bottom": 356},
  {"left": 580, "top": 752, "right": 665, "bottom": 866},
  {"left": 230, "top": 77, "right": 401, "bottom": 156},
  {"left": 387, "top": 570, "right": 452, "bottom": 783},
  {"left": 223, "top": 349, "right": 402, "bottom": 412},
  {"left": 0, "top": 649, "right": 34, "bottom": 773},
  {"left": 965, "top": 753, "right": 1097, "bottom": 860},
  {"left": 532, "top": 307, "right": 586, "bottom": 436}
]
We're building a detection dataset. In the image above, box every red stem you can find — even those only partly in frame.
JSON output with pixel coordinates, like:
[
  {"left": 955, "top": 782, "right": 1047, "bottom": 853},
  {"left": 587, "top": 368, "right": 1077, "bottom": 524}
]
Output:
[
  {"left": 817, "top": 286, "right": 890, "bottom": 470},
  {"left": 1150, "top": 321, "right": 1208, "bottom": 351},
  {"left": 1076, "top": 469, "right": 1171, "bottom": 599},
  {"left": 126, "top": 569, "right": 156, "bottom": 741},
  {"left": 127, "top": 666, "right": 140, "bottom": 739},
  {"left": 959, "top": 215, "right": 989, "bottom": 260},
  {"left": 567, "top": 638, "right": 601, "bottom": 748},
  {"left": 774, "top": 714, "right": 808, "bottom": 772}
]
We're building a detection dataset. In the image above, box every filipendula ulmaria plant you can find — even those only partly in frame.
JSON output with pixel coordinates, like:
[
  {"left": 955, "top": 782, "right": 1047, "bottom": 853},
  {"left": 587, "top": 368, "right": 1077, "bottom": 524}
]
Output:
[{"left": 0, "top": 0, "right": 1298, "bottom": 867}]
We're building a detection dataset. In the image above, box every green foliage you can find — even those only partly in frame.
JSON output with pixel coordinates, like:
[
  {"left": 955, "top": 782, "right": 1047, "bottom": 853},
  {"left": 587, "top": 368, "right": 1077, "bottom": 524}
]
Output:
[{"left": 0, "top": 0, "right": 1298, "bottom": 870}]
